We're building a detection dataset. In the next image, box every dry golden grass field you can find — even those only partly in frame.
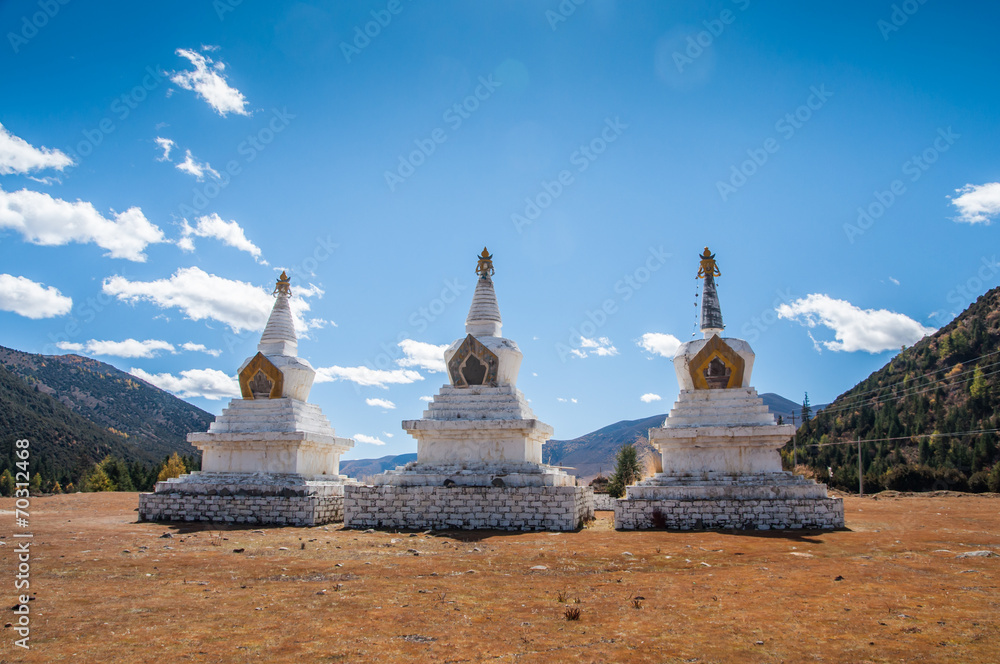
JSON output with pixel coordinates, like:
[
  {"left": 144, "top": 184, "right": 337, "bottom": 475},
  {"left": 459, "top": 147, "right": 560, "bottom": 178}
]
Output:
[{"left": 0, "top": 492, "right": 997, "bottom": 663}]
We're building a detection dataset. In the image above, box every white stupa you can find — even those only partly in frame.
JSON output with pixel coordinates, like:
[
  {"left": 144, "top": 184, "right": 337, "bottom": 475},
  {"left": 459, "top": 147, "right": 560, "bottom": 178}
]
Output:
[
  {"left": 615, "top": 248, "right": 844, "bottom": 530},
  {"left": 139, "top": 272, "right": 355, "bottom": 526},
  {"left": 344, "top": 248, "right": 593, "bottom": 531}
]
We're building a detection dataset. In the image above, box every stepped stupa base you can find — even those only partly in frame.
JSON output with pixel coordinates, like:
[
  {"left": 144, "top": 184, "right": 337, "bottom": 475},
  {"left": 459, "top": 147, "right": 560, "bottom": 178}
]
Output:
[
  {"left": 344, "top": 482, "right": 593, "bottom": 531},
  {"left": 614, "top": 472, "right": 844, "bottom": 530},
  {"left": 138, "top": 471, "right": 356, "bottom": 526}
]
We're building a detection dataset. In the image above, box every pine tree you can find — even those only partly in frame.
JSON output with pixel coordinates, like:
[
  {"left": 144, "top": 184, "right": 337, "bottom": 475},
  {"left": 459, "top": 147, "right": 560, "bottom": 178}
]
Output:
[
  {"left": 970, "top": 365, "right": 988, "bottom": 400},
  {"left": 607, "top": 443, "right": 643, "bottom": 498},
  {"left": 801, "top": 393, "right": 812, "bottom": 424},
  {"left": 85, "top": 466, "right": 114, "bottom": 492},
  {"left": 0, "top": 469, "right": 13, "bottom": 497},
  {"left": 157, "top": 453, "right": 188, "bottom": 483},
  {"left": 29, "top": 472, "right": 42, "bottom": 494}
]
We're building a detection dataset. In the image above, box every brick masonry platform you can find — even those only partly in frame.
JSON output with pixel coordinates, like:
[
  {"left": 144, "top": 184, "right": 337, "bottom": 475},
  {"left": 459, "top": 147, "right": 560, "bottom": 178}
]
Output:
[
  {"left": 344, "top": 485, "right": 594, "bottom": 531},
  {"left": 614, "top": 496, "right": 845, "bottom": 530},
  {"left": 138, "top": 472, "right": 351, "bottom": 526}
]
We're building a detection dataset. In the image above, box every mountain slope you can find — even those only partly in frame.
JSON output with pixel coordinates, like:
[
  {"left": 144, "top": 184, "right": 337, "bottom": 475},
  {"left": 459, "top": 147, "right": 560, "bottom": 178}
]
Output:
[
  {"left": 796, "top": 285, "right": 1000, "bottom": 491},
  {"left": 341, "top": 453, "right": 417, "bottom": 480},
  {"left": 0, "top": 346, "right": 213, "bottom": 484},
  {"left": 0, "top": 363, "right": 145, "bottom": 483}
]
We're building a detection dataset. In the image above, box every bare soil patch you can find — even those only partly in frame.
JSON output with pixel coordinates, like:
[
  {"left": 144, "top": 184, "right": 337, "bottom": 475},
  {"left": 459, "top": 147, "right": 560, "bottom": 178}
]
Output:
[{"left": 1, "top": 492, "right": 998, "bottom": 663}]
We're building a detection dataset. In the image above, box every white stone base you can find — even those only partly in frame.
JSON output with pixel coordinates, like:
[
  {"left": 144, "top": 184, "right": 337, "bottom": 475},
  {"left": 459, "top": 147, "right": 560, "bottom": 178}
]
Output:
[
  {"left": 614, "top": 472, "right": 844, "bottom": 530},
  {"left": 344, "top": 484, "right": 594, "bottom": 531},
  {"left": 138, "top": 471, "right": 356, "bottom": 526},
  {"left": 371, "top": 460, "right": 577, "bottom": 487}
]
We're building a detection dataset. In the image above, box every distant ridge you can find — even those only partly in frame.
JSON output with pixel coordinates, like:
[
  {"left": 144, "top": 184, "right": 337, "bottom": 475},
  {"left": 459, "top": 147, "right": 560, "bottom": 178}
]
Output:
[
  {"left": 340, "top": 393, "right": 802, "bottom": 483},
  {"left": 341, "top": 453, "right": 417, "bottom": 480}
]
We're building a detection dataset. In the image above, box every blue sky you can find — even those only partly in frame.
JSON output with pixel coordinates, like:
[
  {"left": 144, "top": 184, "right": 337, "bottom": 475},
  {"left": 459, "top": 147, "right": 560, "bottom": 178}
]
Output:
[{"left": 2, "top": 1, "right": 999, "bottom": 459}]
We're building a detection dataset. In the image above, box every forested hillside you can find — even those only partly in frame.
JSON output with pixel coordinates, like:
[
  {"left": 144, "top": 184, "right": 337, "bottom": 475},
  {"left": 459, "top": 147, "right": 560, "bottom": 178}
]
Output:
[{"left": 793, "top": 286, "right": 1000, "bottom": 493}]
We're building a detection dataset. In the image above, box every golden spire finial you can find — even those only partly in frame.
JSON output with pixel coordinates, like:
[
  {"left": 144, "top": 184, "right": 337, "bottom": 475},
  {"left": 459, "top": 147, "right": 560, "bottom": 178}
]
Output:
[
  {"left": 475, "top": 246, "right": 495, "bottom": 278},
  {"left": 697, "top": 247, "right": 720, "bottom": 279},
  {"left": 273, "top": 270, "right": 291, "bottom": 296}
]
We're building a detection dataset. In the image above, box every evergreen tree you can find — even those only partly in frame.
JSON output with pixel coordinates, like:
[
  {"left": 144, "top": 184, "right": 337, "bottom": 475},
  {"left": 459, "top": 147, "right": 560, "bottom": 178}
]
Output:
[
  {"left": 801, "top": 393, "right": 812, "bottom": 424},
  {"left": 29, "top": 472, "right": 42, "bottom": 494},
  {"left": 157, "top": 453, "right": 188, "bottom": 482},
  {"left": 607, "top": 443, "right": 643, "bottom": 498},
  {"left": 51, "top": 481, "right": 63, "bottom": 494},
  {"left": 0, "top": 469, "right": 13, "bottom": 497},
  {"left": 970, "top": 365, "right": 988, "bottom": 400},
  {"left": 85, "top": 466, "right": 114, "bottom": 492}
]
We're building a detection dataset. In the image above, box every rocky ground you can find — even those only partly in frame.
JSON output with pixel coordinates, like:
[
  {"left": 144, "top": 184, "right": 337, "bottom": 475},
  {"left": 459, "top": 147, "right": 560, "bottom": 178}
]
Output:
[{"left": 1, "top": 491, "right": 997, "bottom": 663}]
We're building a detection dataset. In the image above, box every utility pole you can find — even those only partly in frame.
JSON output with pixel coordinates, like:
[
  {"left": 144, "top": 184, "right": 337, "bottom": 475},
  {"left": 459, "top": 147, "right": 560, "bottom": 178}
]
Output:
[{"left": 858, "top": 438, "right": 863, "bottom": 496}]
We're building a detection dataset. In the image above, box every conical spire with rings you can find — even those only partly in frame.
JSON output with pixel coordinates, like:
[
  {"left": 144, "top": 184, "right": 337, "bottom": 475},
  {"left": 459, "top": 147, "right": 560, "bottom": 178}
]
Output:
[
  {"left": 697, "top": 247, "right": 724, "bottom": 338},
  {"left": 258, "top": 271, "right": 298, "bottom": 356},
  {"left": 466, "top": 247, "right": 503, "bottom": 337}
]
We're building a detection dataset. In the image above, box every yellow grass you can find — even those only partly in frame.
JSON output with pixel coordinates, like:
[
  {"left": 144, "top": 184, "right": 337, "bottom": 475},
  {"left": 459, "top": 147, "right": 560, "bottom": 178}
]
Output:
[{"left": 1, "top": 492, "right": 998, "bottom": 663}]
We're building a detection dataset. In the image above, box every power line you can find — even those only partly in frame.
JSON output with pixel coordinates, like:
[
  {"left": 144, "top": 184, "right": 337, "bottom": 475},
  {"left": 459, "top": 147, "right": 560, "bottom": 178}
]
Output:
[
  {"left": 812, "top": 353, "right": 998, "bottom": 417},
  {"left": 803, "top": 427, "right": 1000, "bottom": 448}
]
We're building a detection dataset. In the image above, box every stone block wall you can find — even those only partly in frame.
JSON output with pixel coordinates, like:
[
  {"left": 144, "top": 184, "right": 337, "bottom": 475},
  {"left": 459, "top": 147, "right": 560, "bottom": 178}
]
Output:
[
  {"left": 138, "top": 491, "right": 344, "bottom": 526},
  {"left": 593, "top": 493, "right": 617, "bottom": 511},
  {"left": 344, "top": 485, "right": 594, "bottom": 531},
  {"left": 614, "top": 497, "right": 844, "bottom": 530}
]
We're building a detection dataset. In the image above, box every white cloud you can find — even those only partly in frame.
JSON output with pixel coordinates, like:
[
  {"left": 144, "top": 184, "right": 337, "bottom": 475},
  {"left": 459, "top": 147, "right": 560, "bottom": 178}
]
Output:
[
  {"left": 0, "top": 186, "right": 166, "bottom": 261},
  {"left": 154, "top": 137, "right": 175, "bottom": 162},
  {"left": 0, "top": 274, "right": 72, "bottom": 319},
  {"left": 170, "top": 48, "right": 249, "bottom": 117},
  {"left": 572, "top": 336, "right": 618, "bottom": 359},
  {"left": 365, "top": 397, "right": 396, "bottom": 410},
  {"left": 419, "top": 395, "right": 434, "bottom": 402},
  {"left": 129, "top": 367, "right": 239, "bottom": 400},
  {"left": 777, "top": 293, "right": 935, "bottom": 353},
  {"left": 0, "top": 123, "right": 74, "bottom": 175},
  {"left": 314, "top": 365, "right": 423, "bottom": 389},
  {"left": 175, "top": 149, "right": 221, "bottom": 181},
  {"left": 640, "top": 393, "right": 662, "bottom": 403},
  {"left": 179, "top": 213, "right": 263, "bottom": 261},
  {"left": 103, "top": 267, "right": 324, "bottom": 334},
  {"left": 56, "top": 338, "right": 175, "bottom": 358},
  {"left": 638, "top": 332, "right": 682, "bottom": 358},
  {"left": 397, "top": 339, "right": 448, "bottom": 373},
  {"left": 181, "top": 342, "right": 222, "bottom": 357},
  {"left": 557, "top": 397, "right": 578, "bottom": 404},
  {"left": 888, "top": 276, "right": 900, "bottom": 286},
  {"left": 950, "top": 182, "right": 1000, "bottom": 224},
  {"left": 382, "top": 431, "right": 394, "bottom": 438},
  {"left": 354, "top": 433, "right": 386, "bottom": 446}
]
